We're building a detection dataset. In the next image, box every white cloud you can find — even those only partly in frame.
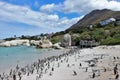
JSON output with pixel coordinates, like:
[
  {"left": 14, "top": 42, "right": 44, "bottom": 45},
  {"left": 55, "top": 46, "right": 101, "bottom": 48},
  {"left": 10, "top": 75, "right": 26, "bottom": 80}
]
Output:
[
  {"left": 56, "top": 16, "right": 83, "bottom": 30},
  {"left": 62, "top": 0, "right": 120, "bottom": 14},
  {"left": 39, "top": 0, "right": 120, "bottom": 14},
  {"left": 40, "top": 3, "right": 55, "bottom": 13},
  {"left": 58, "top": 17, "right": 82, "bottom": 26},
  {"left": 1, "top": 0, "right": 119, "bottom": 34},
  {"left": 0, "top": 1, "right": 81, "bottom": 33}
]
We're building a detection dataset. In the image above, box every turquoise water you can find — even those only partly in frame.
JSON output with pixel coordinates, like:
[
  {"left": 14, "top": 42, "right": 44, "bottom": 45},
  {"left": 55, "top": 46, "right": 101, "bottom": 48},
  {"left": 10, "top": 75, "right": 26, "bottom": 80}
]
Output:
[{"left": 0, "top": 46, "right": 63, "bottom": 73}]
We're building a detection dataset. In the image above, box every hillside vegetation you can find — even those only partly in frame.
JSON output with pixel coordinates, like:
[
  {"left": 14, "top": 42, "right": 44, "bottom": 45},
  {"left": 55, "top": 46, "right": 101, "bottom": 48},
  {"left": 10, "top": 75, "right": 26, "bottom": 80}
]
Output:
[
  {"left": 51, "top": 23, "right": 120, "bottom": 45},
  {"left": 51, "top": 9, "right": 120, "bottom": 46}
]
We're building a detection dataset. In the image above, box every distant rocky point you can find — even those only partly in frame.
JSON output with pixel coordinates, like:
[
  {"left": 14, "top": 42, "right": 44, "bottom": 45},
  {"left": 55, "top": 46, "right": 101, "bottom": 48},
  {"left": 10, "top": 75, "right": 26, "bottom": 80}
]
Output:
[
  {"left": 0, "top": 33, "right": 72, "bottom": 49},
  {"left": 0, "top": 39, "right": 63, "bottom": 49},
  {"left": 0, "top": 39, "right": 30, "bottom": 47}
]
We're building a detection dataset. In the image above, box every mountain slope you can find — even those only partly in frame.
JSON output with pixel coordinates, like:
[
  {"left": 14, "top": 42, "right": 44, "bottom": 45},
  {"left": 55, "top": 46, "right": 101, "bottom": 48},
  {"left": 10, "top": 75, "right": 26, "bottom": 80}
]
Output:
[{"left": 68, "top": 9, "right": 120, "bottom": 30}]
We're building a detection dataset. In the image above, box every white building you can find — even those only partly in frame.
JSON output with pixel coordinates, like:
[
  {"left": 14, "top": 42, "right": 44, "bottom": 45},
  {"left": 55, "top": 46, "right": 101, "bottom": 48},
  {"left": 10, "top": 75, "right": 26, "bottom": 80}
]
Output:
[{"left": 100, "top": 18, "right": 116, "bottom": 26}]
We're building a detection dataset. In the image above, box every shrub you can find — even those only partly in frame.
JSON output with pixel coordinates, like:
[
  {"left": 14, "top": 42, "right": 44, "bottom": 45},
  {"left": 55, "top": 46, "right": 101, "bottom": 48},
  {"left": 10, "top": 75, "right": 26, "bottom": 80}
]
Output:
[{"left": 101, "top": 37, "right": 120, "bottom": 45}]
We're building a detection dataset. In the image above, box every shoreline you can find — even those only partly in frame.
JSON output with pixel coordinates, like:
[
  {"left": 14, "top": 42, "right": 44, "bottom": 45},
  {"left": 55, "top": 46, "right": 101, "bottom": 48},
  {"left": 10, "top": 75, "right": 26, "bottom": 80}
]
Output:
[
  {"left": 0, "top": 45, "right": 120, "bottom": 80},
  {"left": 0, "top": 46, "right": 66, "bottom": 74}
]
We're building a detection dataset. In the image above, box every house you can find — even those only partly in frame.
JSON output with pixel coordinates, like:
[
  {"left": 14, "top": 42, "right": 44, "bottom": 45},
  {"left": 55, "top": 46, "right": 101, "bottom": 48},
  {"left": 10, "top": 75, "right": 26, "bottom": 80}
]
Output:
[
  {"left": 100, "top": 18, "right": 116, "bottom": 26},
  {"left": 79, "top": 39, "right": 100, "bottom": 48}
]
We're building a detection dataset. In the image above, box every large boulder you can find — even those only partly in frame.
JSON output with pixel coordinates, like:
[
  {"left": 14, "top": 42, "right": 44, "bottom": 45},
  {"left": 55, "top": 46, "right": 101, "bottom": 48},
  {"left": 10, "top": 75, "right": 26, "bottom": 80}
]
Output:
[
  {"left": 36, "top": 39, "right": 53, "bottom": 48},
  {"left": 61, "top": 34, "right": 71, "bottom": 47}
]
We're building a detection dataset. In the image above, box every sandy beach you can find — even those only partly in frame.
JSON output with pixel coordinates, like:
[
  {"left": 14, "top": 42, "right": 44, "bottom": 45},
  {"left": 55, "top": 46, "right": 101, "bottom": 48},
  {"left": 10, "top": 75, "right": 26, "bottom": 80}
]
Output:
[{"left": 0, "top": 45, "right": 120, "bottom": 80}]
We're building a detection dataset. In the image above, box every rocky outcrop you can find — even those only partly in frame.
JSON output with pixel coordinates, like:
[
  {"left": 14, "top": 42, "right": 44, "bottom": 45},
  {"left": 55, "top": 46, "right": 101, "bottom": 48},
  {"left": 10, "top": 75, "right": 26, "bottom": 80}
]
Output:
[
  {"left": 33, "top": 39, "right": 53, "bottom": 48},
  {"left": 52, "top": 42, "right": 63, "bottom": 49},
  {"left": 0, "top": 39, "right": 63, "bottom": 49},
  {"left": 0, "top": 39, "right": 30, "bottom": 47},
  {"left": 30, "top": 40, "right": 40, "bottom": 46},
  {"left": 38, "top": 39, "right": 53, "bottom": 48}
]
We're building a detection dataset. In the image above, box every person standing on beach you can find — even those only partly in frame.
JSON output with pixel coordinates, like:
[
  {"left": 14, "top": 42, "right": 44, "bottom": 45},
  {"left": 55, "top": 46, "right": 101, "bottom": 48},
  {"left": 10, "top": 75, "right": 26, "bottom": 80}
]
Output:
[
  {"left": 18, "top": 72, "right": 22, "bottom": 80},
  {"left": 73, "top": 70, "right": 77, "bottom": 75},
  {"left": 103, "top": 67, "right": 106, "bottom": 72},
  {"left": 57, "top": 62, "right": 60, "bottom": 68},
  {"left": 16, "top": 65, "right": 19, "bottom": 71},
  {"left": 36, "top": 76, "right": 39, "bottom": 80},
  {"left": 9, "top": 69, "right": 12, "bottom": 76},
  {"left": 92, "top": 72, "right": 95, "bottom": 78},
  {"left": 115, "top": 73, "right": 119, "bottom": 79},
  {"left": 52, "top": 67, "right": 54, "bottom": 71},
  {"left": 0, "top": 74, "right": 2, "bottom": 80},
  {"left": 114, "top": 57, "right": 116, "bottom": 60},
  {"left": 114, "top": 65, "right": 118, "bottom": 75},
  {"left": 13, "top": 74, "right": 16, "bottom": 80},
  {"left": 80, "top": 63, "right": 82, "bottom": 67},
  {"left": 85, "top": 67, "right": 88, "bottom": 72}
]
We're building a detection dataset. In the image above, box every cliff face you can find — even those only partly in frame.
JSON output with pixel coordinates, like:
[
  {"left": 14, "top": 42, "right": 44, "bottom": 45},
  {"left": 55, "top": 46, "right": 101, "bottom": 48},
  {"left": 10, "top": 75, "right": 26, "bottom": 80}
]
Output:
[{"left": 68, "top": 9, "right": 120, "bottom": 30}]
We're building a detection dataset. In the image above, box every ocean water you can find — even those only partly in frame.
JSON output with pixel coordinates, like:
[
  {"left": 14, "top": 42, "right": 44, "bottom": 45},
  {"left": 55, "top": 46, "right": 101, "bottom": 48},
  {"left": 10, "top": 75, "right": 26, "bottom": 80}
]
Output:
[{"left": 0, "top": 46, "right": 63, "bottom": 73}]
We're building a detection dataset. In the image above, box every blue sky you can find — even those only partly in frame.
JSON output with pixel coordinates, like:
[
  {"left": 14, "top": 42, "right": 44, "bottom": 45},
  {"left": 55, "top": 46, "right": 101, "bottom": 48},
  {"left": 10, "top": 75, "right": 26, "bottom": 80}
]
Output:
[{"left": 0, "top": 0, "right": 120, "bottom": 39}]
